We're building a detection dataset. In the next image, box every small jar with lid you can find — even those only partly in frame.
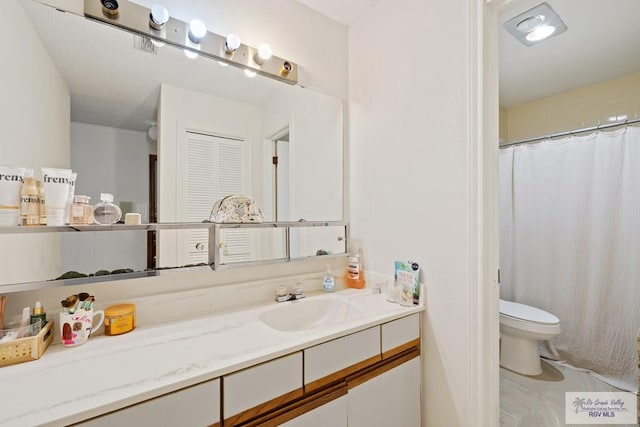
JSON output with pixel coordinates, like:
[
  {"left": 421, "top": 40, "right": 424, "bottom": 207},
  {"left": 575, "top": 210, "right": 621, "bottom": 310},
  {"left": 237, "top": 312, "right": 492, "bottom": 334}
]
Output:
[
  {"left": 70, "top": 195, "right": 93, "bottom": 225},
  {"left": 104, "top": 303, "right": 136, "bottom": 336}
]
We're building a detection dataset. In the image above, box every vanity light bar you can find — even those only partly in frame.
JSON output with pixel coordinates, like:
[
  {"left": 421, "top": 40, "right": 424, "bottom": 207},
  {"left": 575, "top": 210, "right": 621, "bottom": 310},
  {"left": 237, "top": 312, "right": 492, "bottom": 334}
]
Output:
[{"left": 83, "top": 0, "right": 298, "bottom": 84}]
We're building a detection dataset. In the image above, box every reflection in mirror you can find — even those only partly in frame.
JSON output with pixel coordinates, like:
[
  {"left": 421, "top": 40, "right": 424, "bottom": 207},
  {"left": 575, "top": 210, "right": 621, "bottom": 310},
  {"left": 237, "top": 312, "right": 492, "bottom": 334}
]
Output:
[{"left": 0, "top": 0, "right": 344, "bottom": 288}]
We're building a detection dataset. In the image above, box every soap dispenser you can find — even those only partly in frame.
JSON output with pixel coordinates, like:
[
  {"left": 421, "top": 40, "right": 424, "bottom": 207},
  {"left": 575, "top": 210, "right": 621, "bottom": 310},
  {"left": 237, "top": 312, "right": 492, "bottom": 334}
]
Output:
[
  {"left": 93, "top": 193, "right": 122, "bottom": 224},
  {"left": 323, "top": 265, "right": 335, "bottom": 292}
]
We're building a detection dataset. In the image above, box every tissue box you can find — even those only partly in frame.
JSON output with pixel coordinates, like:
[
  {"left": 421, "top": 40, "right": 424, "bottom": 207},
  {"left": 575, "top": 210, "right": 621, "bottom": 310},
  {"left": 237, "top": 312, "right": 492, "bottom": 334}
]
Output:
[{"left": 0, "top": 320, "right": 53, "bottom": 367}]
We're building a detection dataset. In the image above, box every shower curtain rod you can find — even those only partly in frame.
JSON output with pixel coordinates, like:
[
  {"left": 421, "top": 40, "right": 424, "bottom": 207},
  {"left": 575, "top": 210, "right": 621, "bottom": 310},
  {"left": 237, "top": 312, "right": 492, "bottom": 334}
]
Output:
[{"left": 500, "top": 117, "right": 640, "bottom": 148}]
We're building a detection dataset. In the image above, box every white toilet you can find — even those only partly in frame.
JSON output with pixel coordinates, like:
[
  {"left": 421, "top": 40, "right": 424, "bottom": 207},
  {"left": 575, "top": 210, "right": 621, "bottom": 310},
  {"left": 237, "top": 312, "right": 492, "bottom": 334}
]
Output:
[{"left": 499, "top": 299, "right": 561, "bottom": 376}]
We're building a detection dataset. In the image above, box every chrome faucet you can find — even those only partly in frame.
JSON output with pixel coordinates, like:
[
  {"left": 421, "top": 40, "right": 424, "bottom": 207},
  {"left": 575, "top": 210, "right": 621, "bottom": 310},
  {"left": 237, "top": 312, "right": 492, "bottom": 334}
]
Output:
[{"left": 275, "top": 284, "right": 305, "bottom": 302}]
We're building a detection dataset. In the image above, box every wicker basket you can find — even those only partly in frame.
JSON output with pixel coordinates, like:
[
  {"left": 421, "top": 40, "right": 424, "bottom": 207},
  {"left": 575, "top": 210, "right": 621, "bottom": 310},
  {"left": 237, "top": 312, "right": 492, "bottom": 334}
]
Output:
[{"left": 0, "top": 320, "right": 54, "bottom": 367}]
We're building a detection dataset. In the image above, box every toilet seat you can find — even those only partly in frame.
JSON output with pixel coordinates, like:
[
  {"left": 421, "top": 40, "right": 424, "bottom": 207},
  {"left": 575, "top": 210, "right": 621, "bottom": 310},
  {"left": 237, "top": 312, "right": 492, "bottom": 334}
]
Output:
[
  {"left": 499, "top": 299, "right": 561, "bottom": 375},
  {"left": 499, "top": 299, "right": 560, "bottom": 335}
]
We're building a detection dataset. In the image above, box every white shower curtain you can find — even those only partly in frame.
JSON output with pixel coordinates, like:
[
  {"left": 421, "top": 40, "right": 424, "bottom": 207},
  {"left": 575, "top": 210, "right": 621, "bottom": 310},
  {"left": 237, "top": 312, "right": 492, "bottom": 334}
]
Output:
[{"left": 499, "top": 127, "right": 640, "bottom": 392}]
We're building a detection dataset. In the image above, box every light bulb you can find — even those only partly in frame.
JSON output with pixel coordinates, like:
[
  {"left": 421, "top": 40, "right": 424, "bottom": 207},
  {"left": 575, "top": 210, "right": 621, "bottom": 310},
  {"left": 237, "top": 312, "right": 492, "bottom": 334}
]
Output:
[
  {"left": 526, "top": 25, "right": 556, "bottom": 42},
  {"left": 225, "top": 33, "right": 241, "bottom": 53},
  {"left": 258, "top": 43, "right": 272, "bottom": 61},
  {"left": 148, "top": 124, "right": 158, "bottom": 141},
  {"left": 188, "top": 19, "right": 207, "bottom": 43},
  {"left": 149, "top": 4, "right": 169, "bottom": 29},
  {"left": 244, "top": 69, "right": 257, "bottom": 78},
  {"left": 184, "top": 49, "right": 198, "bottom": 59}
]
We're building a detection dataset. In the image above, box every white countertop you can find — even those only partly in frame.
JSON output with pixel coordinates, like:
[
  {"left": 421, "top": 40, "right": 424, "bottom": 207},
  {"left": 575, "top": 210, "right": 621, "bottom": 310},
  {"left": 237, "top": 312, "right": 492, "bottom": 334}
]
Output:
[{"left": 0, "top": 289, "right": 423, "bottom": 426}]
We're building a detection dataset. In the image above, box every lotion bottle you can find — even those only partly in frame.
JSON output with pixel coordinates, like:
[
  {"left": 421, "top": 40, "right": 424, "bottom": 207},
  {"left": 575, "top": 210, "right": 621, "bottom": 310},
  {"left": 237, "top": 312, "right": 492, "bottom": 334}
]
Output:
[
  {"left": 20, "top": 177, "right": 40, "bottom": 226},
  {"left": 93, "top": 193, "right": 122, "bottom": 224},
  {"left": 345, "top": 247, "right": 366, "bottom": 289},
  {"left": 322, "top": 265, "right": 335, "bottom": 292}
]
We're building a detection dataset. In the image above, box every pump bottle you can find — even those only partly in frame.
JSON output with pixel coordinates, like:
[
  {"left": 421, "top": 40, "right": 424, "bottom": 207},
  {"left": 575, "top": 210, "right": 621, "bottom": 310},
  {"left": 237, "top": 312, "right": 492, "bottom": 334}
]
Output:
[
  {"left": 323, "top": 265, "right": 335, "bottom": 292},
  {"left": 345, "top": 248, "right": 366, "bottom": 289}
]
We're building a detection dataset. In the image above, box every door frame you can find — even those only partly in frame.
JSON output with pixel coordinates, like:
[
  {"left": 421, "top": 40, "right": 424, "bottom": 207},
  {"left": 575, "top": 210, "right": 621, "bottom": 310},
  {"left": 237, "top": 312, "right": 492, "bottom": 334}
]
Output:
[{"left": 147, "top": 154, "right": 157, "bottom": 269}]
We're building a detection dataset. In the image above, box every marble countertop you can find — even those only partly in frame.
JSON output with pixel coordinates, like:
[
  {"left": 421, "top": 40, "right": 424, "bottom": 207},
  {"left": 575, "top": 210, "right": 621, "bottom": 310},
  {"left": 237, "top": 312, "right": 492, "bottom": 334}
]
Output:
[{"left": 0, "top": 288, "right": 423, "bottom": 426}]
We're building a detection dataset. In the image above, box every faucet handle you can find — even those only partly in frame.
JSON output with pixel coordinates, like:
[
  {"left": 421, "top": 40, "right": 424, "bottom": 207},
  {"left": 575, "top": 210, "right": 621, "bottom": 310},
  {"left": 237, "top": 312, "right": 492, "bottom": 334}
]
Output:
[
  {"left": 292, "top": 285, "right": 305, "bottom": 299},
  {"left": 275, "top": 285, "right": 291, "bottom": 302}
]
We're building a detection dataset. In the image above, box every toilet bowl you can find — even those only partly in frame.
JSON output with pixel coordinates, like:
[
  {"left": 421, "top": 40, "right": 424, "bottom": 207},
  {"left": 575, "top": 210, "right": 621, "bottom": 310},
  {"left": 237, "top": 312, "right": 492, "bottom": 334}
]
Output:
[{"left": 499, "top": 299, "right": 560, "bottom": 376}]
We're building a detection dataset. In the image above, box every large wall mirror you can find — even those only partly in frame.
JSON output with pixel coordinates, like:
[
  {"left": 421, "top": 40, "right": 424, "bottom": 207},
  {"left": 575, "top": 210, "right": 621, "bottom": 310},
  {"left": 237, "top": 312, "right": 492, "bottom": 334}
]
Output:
[{"left": 0, "top": 0, "right": 345, "bottom": 288}]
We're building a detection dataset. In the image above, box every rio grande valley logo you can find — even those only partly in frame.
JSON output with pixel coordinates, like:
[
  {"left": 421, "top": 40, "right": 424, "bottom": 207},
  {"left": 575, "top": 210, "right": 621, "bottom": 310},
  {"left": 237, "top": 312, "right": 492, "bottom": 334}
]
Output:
[{"left": 566, "top": 392, "right": 636, "bottom": 424}]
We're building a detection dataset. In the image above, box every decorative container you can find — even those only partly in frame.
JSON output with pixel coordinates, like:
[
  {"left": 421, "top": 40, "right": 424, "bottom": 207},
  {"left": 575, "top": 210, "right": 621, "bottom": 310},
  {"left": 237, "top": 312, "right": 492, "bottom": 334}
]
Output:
[{"left": 0, "top": 320, "right": 53, "bottom": 367}]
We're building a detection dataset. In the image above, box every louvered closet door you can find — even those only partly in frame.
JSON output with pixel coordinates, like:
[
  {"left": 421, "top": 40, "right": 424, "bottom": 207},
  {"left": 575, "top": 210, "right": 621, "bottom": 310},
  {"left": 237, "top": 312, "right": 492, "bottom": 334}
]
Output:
[{"left": 184, "top": 131, "right": 250, "bottom": 265}]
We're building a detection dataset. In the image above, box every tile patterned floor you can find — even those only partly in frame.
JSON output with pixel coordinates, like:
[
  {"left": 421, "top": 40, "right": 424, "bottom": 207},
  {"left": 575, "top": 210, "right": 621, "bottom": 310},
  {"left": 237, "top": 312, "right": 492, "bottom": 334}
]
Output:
[{"left": 500, "top": 360, "right": 637, "bottom": 427}]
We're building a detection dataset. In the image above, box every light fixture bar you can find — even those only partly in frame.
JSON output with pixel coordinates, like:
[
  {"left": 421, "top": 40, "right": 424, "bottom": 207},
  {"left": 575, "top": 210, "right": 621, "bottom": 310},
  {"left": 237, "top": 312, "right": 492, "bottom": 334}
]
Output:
[{"left": 82, "top": 0, "right": 298, "bottom": 84}]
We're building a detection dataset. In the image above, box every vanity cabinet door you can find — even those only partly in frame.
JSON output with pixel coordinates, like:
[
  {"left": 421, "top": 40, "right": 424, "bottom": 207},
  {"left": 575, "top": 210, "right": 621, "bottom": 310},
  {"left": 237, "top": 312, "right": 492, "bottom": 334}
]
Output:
[
  {"left": 280, "top": 394, "right": 348, "bottom": 427},
  {"left": 240, "top": 383, "right": 348, "bottom": 427},
  {"left": 76, "top": 379, "right": 220, "bottom": 427},
  {"left": 304, "top": 326, "right": 380, "bottom": 392},
  {"left": 347, "top": 355, "right": 421, "bottom": 427},
  {"left": 223, "top": 352, "right": 303, "bottom": 426},
  {"left": 381, "top": 313, "right": 420, "bottom": 358}
]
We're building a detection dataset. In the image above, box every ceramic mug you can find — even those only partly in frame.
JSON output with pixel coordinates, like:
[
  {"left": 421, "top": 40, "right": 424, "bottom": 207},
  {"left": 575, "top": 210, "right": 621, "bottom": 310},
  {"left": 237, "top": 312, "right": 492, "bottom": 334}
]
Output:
[{"left": 59, "top": 309, "right": 104, "bottom": 347}]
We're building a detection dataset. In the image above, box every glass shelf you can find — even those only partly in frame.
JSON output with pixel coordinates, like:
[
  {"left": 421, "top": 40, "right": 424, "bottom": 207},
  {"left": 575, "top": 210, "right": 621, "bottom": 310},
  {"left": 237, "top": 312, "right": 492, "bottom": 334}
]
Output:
[
  {"left": 0, "top": 221, "right": 346, "bottom": 234},
  {"left": 0, "top": 221, "right": 349, "bottom": 294}
]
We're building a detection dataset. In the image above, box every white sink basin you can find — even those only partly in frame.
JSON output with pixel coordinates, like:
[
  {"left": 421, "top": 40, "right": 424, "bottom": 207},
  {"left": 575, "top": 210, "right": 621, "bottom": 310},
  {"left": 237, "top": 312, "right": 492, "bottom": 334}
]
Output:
[{"left": 258, "top": 297, "right": 361, "bottom": 332}]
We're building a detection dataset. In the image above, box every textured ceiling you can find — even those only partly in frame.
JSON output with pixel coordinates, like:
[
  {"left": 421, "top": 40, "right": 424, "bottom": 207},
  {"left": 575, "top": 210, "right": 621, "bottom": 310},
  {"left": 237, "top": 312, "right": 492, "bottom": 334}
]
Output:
[
  {"left": 499, "top": 0, "right": 640, "bottom": 107},
  {"left": 294, "top": 0, "right": 379, "bottom": 26}
]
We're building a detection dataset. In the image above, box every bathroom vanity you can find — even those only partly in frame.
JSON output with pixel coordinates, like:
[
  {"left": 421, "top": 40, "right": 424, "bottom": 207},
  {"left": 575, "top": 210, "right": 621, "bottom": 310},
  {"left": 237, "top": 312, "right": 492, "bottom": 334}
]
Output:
[{"left": 0, "top": 289, "right": 423, "bottom": 426}]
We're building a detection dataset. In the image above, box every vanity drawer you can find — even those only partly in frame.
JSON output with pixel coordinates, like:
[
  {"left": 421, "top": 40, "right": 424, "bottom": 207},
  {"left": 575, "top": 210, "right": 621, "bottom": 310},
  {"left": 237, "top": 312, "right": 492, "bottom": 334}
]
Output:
[
  {"left": 304, "top": 326, "right": 380, "bottom": 392},
  {"left": 76, "top": 379, "right": 220, "bottom": 427},
  {"left": 381, "top": 313, "right": 420, "bottom": 359},
  {"left": 223, "top": 352, "right": 303, "bottom": 426}
]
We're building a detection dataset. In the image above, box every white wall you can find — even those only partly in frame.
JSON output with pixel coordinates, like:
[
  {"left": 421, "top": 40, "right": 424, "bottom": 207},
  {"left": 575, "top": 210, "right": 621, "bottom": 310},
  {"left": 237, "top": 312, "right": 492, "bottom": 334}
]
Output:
[
  {"left": 0, "top": 0, "right": 69, "bottom": 285},
  {"left": 60, "top": 122, "right": 154, "bottom": 274},
  {"left": 70, "top": 122, "right": 154, "bottom": 211},
  {"left": 158, "top": 84, "right": 262, "bottom": 266},
  {"left": 261, "top": 87, "right": 344, "bottom": 259},
  {"left": 262, "top": 86, "right": 343, "bottom": 222},
  {"left": 349, "top": 0, "right": 497, "bottom": 425}
]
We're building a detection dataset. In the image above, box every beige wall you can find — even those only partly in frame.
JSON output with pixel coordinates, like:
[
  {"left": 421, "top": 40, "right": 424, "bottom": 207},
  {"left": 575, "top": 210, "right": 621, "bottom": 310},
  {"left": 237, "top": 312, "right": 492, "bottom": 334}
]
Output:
[
  {"left": 499, "top": 106, "right": 508, "bottom": 143},
  {"left": 502, "top": 71, "right": 640, "bottom": 143}
]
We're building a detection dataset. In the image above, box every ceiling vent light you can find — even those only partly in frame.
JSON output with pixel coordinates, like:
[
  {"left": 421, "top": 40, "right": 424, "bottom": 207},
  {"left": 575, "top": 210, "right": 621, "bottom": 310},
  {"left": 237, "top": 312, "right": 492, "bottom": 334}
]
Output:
[
  {"left": 503, "top": 2, "right": 566, "bottom": 46},
  {"left": 526, "top": 25, "right": 556, "bottom": 42},
  {"left": 516, "top": 15, "right": 544, "bottom": 33}
]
